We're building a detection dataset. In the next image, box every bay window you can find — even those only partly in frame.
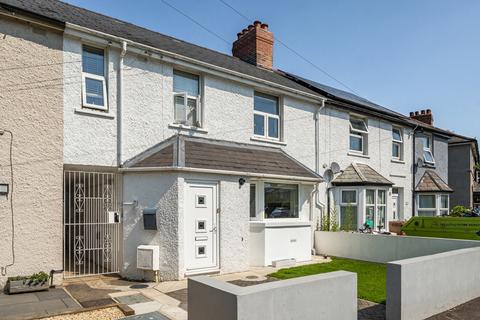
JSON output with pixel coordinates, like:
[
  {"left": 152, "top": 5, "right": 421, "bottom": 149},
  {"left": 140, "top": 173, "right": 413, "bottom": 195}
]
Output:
[
  {"left": 82, "top": 45, "right": 107, "bottom": 110},
  {"left": 340, "top": 190, "right": 358, "bottom": 230},
  {"left": 392, "top": 127, "right": 403, "bottom": 160},
  {"left": 173, "top": 70, "right": 201, "bottom": 127},
  {"left": 254, "top": 92, "right": 280, "bottom": 140},
  {"left": 417, "top": 194, "right": 449, "bottom": 216},
  {"left": 349, "top": 116, "right": 368, "bottom": 154}
]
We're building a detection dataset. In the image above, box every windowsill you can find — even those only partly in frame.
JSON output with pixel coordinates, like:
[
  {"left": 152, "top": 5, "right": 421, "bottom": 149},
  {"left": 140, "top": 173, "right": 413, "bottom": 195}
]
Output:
[
  {"left": 348, "top": 151, "right": 370, "bottom": 159},
  {"left": 75, "top": 108, "right": 114, "bottom": 119},
  {"left": 168, "top": 123, "right": 208, "bottom": 133},
  {"left": 391, "top": 159, "right": 406, "bottom": 164},
  {"left": 250, "top": 136, "right": 287, "bottom": 146},
  {"left": 249, "top": 220, "right": 311, "bottom": 228}
]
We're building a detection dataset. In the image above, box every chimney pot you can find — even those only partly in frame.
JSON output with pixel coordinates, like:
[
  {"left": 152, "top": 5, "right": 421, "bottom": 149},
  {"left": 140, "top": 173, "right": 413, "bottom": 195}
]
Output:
[
  {"left": 253, "top": 20, "right": 262, "bottom": 26},
  {"left": 421, "top": 110, "right": 426, "bottom": 115},
  {"left": 261, "top": 23, "right": 268, "bottom": 29},
  {"left": 410, "top": 112, "right": 415, "bottom": 117},
  {"left": 410, "top": 109, "right": 434, "bottom": 125},
  {"left": 415, "top": 111, "right": 419, "bottom": 116}
]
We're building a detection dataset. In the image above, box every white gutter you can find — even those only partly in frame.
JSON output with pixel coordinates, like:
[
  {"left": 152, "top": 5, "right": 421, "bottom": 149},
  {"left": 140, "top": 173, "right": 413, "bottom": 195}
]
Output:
[
  {"left": 64, "top": 23, "right": 325, "bottom": 103},
  {"left": 117, "top": 41, "right": 127, "bottom": 166},
  {"left": 119, "top": 166, "right": 321, "bottom": 183}
]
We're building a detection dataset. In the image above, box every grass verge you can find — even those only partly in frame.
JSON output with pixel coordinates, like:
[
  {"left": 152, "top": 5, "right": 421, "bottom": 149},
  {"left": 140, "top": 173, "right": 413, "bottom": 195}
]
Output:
[{"left": 269, "top": 257, "right": 386, "bottom": 304}]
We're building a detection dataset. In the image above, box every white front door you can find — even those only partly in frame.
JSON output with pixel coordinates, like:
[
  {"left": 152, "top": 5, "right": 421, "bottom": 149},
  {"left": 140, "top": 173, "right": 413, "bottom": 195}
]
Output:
[
  {"left": 392, "top": 194, "right": 399, "bottom": 220},
  {"left": 184, "top": 181, "right": 218, "bottom": 272}
]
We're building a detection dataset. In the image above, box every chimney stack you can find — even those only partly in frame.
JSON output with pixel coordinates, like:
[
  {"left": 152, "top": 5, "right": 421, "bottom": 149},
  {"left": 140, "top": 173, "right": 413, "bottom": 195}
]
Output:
[
  {"left": 232, "top": 21, "right": 273, "bottom": 69},
  {"left": 409, "top": 109, "right": 434, "bottom": 125}
]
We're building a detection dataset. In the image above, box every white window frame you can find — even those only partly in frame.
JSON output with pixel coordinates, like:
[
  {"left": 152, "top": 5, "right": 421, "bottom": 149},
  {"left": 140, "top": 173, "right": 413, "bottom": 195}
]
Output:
[
  {"left": 349, "top": 116, "right": 368, "bottom": 154},
  {"left": 81, "top": 46, "right": 108, "bottom": 111},
  {"left": 417, "top": 194, "right": 449, "bottom": 216},
  {"left": 249, "top": 181, "right": 301, "bottom": 222},
  {"left": 364, "top": 188, "right": 387, "bottom": 230},
  {"left": 173, "top": 70, "right": 202, "bottom": 128},
  {"left": 392, "top": 127, "right": 403, "bottom": 160},
  {"left": 421, "top": 135, "right": 435, "bottom": 165},
  {"left": 339, "top": 189, "right": 358, "bottom": 229},
  {"left": 253, "top": 92, "right": 281, "bottom": 141}
]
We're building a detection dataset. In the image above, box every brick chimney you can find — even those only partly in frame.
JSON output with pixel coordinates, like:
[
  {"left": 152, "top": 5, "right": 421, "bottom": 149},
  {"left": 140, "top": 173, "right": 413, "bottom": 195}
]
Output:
[
  {"left": 232, "top": 21, "right": 273, "bottom": 70},
  {"left": 409, "top": 109, "right": 434, "bottom": 125}
]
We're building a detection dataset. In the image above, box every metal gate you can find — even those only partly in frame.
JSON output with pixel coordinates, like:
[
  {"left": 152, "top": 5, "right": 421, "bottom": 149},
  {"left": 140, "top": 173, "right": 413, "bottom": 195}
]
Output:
[{"left": 63, "top": 171, "right": 122, "bottom": 278}]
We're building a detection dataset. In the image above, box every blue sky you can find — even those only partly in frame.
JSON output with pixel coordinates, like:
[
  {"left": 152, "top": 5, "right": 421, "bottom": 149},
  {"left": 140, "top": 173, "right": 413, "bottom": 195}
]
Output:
[{"left": 65, "top": 0, "right": 480, "bottom": 139}]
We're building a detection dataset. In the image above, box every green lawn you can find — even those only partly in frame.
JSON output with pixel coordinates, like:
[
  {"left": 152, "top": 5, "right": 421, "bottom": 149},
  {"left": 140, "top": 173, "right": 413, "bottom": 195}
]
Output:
[{"left": 269, "top": 257, "right": 386, "bottom": 304}]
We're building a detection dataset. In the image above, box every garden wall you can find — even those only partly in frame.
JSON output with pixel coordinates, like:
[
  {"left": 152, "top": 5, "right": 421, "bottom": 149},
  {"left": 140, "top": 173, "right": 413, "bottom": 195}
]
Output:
[
  {"left": 188, "top": 271, "right": 357, "bottom": 320},
  {"left": 314, "top": 231, "right": 480, "bottom": 263},
  {"left": 387, "top": 247, "right": 480, "bottom": 320}
]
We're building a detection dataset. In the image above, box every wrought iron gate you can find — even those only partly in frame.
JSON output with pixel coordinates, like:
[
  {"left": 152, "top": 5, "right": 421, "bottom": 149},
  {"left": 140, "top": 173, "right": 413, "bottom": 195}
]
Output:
[{"left": 64, "top": 171, "right": 122, "bottom": 278}]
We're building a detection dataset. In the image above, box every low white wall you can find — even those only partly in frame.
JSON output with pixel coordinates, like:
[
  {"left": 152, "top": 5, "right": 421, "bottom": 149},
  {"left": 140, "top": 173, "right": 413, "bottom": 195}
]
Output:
[
  {"left": 314, "top": 231, "right": 480, "bottom": 263},
  {"left": 387, "top": 247, "right": 480, "bottom": 320},
  {"left": 188, "top": 271, "right": 357, "bottom": 320}
]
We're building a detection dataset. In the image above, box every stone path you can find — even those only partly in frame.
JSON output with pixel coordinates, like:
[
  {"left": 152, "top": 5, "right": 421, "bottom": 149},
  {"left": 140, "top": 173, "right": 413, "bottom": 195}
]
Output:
[
  {"left": 357, "top": 299, "right": 386, "bottom": 320},
  {"left": 0, "top": 288, "right": 82, "bottom": 320},
  {"left": 427, "top": 296, "right": 480, "bottom": 319}
]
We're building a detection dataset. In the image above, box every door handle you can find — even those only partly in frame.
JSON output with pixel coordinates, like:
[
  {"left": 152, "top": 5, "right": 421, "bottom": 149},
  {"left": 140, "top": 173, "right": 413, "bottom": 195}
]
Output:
[{"left": 209, "top": 226, "right": 217, "bottom": 233}]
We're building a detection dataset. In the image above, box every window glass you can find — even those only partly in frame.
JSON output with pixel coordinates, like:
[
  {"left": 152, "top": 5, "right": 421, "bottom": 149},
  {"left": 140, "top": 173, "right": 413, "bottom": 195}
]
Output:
[
  {"left": 421, "top": 136, "right": 431, "bottom": 149},
  {"left": 250, "top": 184, "right": 256, "bottom": 218},
  {"left": 418, "top": 210, "right": 436, "bottom": 217},
  {"left": 264, "top": 183, "right": 298, "bottom": 219},
  {"left": 350, "top": 133, "right": 363, "bottom": 152},
  {"left": 424, "top": 150, "right": 435, "bottom": 163},
  {"left": 366, "top": 190, "right": 375, "bottom": 205},
  {"left": 419, "top": 195, "right": 436, "bottom": 208},
  {"left": 254, "top": 114, "right": 265, "bottom": 136},
  {"left": 377, "top": 206, "right": 386, "bottom": 227},
  {"left": 254, "top": 93, "right": 279, "bottom": 115},
  {"left": 350, "top": 117, "right": 368, "bottom": 132},
  {"left": 340, "top": 206, "right": 358, "bottom": 230},
  {"left": 173, "top": 70, "right": 199, "bottom": 96},
  {"left": 85, "top": 78, "right": 104, "bottom": 106},
  {"left": 342, "top": 190, "right": 357, "bottom": 204},
  {"left": 440, "top": 195, "right": 449, "bottom": 209},
  {"left": 82, "top": 46, "right": 104, "bottom": 76},
  {"left": 377, "top": 190, "right": 386, "bottom": 205},
  {"left": 392, "top": 143, "right": 401, "bottom": 158},
  {"left": 268, "top": 117, "right": 279, "bottom": 138},
  {"left": 392, "top": 128, "right": 402, "bottom": 142}
]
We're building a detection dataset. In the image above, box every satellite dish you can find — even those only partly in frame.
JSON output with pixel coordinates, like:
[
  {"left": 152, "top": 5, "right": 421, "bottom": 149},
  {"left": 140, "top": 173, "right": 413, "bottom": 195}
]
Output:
[
  {"left": 417, "top": 158, "right": 424, "bottom": 167},
  {"left": 330, "top": 162, "right": 341, "bottom": 174},
  {"left": 323, "top": 169, "right": 334, "bottom": 183}
]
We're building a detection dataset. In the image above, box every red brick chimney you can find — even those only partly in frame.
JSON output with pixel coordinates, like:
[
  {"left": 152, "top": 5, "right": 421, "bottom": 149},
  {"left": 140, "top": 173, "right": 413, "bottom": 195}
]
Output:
[
  {"left": 409, "top": 109, "right": 434, "bottom": 125},
  {"left": 232, "top": 21, "right": 273, "bottom": 70}
]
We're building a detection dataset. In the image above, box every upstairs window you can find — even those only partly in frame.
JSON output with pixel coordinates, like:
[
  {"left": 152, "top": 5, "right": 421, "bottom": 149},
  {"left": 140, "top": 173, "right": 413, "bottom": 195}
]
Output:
[
  {"left": 349, "top": 116, "right": 368, "bottom": 154},
  {"left": 392, "top": 127, "right": 403, "bottom": 160},
  {"left": 82, "top": 45, "right": 107, "bottom": 110},
  {"left": 254, "top": 92, "right": 280, "bottom": 140},
  {"left": 421, "top": 135, "right": 435, "bottom": 165},
  {"left": 173, "top": 70, "right": 201, "bottom": 127}
]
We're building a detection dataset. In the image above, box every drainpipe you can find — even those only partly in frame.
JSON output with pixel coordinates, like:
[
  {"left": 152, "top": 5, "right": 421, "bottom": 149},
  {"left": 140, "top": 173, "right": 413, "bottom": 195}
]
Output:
[
  {"left": 315, "top": 99, "right": 327, "bottom": 213},
  {"left": 117, "top": 41, "right": 127, "bottom": 166},
  {"left": 411, "top": 124, "right": 419, "bottom": 217}
]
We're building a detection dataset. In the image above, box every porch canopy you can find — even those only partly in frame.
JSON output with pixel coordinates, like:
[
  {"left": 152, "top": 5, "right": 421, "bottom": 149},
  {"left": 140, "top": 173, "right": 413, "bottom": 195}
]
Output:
[
  {"left": 331, "top": 163, "right": 393, "bottom": 186},
  {"left": 415, "top": 170, "right": 453, "bottom": 193},
  {"left": 122, "top": 134, "right": 322, "bottom": 182}
]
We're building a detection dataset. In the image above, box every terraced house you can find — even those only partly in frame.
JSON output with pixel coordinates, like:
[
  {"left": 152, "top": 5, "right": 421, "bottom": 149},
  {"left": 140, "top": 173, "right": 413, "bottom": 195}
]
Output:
[{"left": 0, "top": 0, "right": 473, "bottom": 286}]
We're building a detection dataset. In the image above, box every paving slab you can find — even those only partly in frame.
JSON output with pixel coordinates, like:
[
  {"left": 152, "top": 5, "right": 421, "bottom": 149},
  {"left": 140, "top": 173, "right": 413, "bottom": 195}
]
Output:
[
  {"left": 115, "top": 293, "right": 152, "bottom": 305},
  {"left": 129, "top": 301, "right": 163, "bottom": 315},
  {"left": 0, "top": 293, "right": 39, "bottom": 306},
  {"left": 427, "top": 296, "right": 480, "bottom": 320}
]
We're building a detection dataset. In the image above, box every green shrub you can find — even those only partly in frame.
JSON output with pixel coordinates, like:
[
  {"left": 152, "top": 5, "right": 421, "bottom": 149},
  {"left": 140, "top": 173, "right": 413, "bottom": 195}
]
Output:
[
  {"left": 450, "top": 205, "right": 470, "bottom": 217},
  {"left": 8, "top": 271, "right": 49, "bottom": 285}
]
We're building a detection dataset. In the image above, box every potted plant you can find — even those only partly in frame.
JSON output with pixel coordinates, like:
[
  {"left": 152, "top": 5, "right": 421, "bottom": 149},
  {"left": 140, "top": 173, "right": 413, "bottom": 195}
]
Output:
[{"left": 6, "top": 271, "right": 50, "bottom": 294}]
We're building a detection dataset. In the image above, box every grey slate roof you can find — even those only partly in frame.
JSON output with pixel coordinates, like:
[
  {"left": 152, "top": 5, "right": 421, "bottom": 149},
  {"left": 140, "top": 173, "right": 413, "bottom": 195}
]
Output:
[
  {"left": 415, "top": 170, "right": 453, "bottom": 193},
  {"left": 125, "top": 135, "right": 322, "bottom": 181},
  {"left": 331, "top": 163, "right": 393, "bottom": 186},
  {"left": 0, "top": 0, "right": 320, "bottom": 97}
]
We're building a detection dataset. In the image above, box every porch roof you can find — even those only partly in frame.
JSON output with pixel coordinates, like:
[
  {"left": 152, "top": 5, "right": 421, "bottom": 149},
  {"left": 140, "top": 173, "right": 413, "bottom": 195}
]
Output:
[
  {"left": 415, "top": 170, "right": 453, "bottom": 193},
  {"left": 123, "top": 135, "right": 322, "bottom": 182},
  {"left": 331, "top": 163, "right": 393, "bottom": 186}
]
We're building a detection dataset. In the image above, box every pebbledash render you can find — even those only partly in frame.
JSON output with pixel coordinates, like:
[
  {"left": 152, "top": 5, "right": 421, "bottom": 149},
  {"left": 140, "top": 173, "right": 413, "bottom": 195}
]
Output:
[{"left": 0, "top": 0, "right": 467, "bottom": 284}]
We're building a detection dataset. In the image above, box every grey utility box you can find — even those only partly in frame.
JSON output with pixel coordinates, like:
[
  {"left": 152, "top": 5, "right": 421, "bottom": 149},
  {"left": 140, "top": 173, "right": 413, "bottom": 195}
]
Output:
[{"left": 143, "top": 208, "right": 157, "bottom": 230}]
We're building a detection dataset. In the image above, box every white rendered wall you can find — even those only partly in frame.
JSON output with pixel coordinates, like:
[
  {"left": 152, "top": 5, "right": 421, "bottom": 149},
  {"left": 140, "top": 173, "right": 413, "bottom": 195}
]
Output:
[
  {"left": 318, "top": 106, "right": 413, "bottom": 222},
  {"left": 122, "top": 172, "right": 179, "bottom": 280}
]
